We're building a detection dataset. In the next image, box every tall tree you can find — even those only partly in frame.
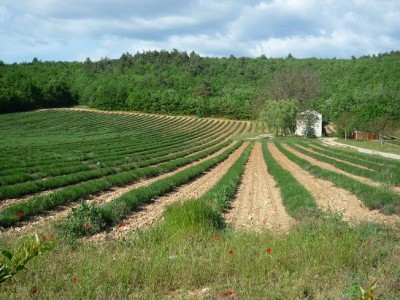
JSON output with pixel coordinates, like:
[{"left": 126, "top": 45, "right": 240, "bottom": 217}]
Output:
[
  {"left": 368, "top": 116, "right": 398, "bottom": 146},
  {"left": 266, "top": 68, "right": 322, "bottom": 106},
  {"left": 258, "top": 99, "right": 299, "bottom": 135},
  {"left": 335, "top": 111, "right": 358, "bottom": 140}
]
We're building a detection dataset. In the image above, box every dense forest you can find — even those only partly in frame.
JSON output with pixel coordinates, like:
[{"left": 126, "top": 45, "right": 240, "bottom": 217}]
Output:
[{"left": 1, "top": 50, "right": 399, "bottom": 127}]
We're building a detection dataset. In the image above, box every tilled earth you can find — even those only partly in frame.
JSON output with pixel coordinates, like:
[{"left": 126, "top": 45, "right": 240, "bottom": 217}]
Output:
[
  {"left": 268, "top": 143, "right": 400, "bottom": 226},
  {"left": 224, "top": 143, "right": 293, "bottom": 233}
]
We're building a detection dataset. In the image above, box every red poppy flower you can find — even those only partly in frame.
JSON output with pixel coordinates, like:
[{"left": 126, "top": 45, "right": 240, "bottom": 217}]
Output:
[
  {"left": 118, "top": 223, "right": 126, "bottom": 227},
  {"left": 228, "top": 249, "right": 233, "bottom": 255},
  {"left": 227, "top": 290, "right": 235, "bottom": 296},
  {"left": 30, "top": 287, "right": 38, "bottom": 296},
  {"left": 262, "top": 219, "right": 267, "bottom": 224},
  {"left": 42, "top": 235, "right": 47, "bottom": 241},
  {"left": 214, "top": 235, "right": 219, "bottom": 241},
  {"left": 72, "top": 275, "right": 77, "bottom": 283},
  {"left": 17, "top": 212, "right": 23, "bottom": 217},
  {"left": 50, "top": 233, "right": 55, "bottom": 238},
  {"left": 266, "top": 247, "right": 272, "bottom": 254},
  {"left": 83, "top": 223, "right": 89, "bottom": 228}
]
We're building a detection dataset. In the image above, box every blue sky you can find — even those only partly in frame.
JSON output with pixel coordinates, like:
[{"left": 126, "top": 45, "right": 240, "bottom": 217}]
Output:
[{"left": 1, "top": 0, "right": 399, "bottom": 63}]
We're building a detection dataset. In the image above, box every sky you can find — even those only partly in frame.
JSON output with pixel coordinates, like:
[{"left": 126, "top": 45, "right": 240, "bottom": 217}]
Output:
[{"left": 0, "top": 0, "right": 399, "bottom": 63}]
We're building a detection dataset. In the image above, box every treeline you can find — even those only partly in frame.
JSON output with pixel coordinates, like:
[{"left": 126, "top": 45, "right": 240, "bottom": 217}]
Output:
[
  {"left": 0, "top": 61, "right": 77, "bottom": 113},
  {"left": 0, "top": 49, "right": 399, "bottom": 121}
]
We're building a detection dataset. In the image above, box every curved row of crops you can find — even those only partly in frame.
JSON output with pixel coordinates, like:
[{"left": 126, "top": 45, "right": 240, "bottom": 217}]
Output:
[{"left": 0, "top": 109, "right": 251, "bottom": 228}]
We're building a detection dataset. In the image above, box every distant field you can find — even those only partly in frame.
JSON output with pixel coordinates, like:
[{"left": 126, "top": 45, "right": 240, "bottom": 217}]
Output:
[{"left": 0, "top": 109, "right": 250, "bottom": 228}]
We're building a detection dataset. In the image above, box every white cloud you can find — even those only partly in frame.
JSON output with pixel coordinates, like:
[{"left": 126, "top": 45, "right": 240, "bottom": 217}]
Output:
[
  {"left": 249, "top": 29, "right": 398, "bottom": 58},
  {"left": 0, "top": 0, "right": 399, "bottom": 62}
]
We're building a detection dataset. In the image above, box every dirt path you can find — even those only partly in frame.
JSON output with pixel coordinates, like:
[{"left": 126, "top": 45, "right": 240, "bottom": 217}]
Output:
[
  {"left": 224, "top": 143, "right": 293, "bottom": 233},
  {"left": 1, "top": 122, "right": 249, "bottom": 237},
  {"left": 268, "top": 143, "right": 400, "bottom": 226},
  {"left": 311, "top": 143, "right": 385, "bottom": 167},
  {"left": 88, "top": 142, "right": 250, "bottom": 242},
  {"left": 321, "top": 138, "right": 400, "bottom": 160}
]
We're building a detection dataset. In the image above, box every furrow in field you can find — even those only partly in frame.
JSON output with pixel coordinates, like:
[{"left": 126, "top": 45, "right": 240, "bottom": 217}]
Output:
[
  {"left": 1, "top": 122, "right": 248, "bottom": 237},
  {"left": 310, "top": 143, "right": 385, "bottom": 167},
  {"left": 283, "top": 144, "right": 380, "bottom": 186},
  {"left": 268, "top": 143, "right": 400, "bottom": 226},
  {"left": 283, "top": 144, "right": 400, "bottom": 193},
  {"left": 250, "top": 121, "right": 256, "bottom": 134},
  {"left": 0, "top": 118, "right": 230, "bottom": 201},
  {"left": 295, "top": 144, "right": 373, "bottom": 171},
  {"left": 224, "top": 143, "right": 293, "bottom": 233},
  {"left": 88, "top": 142, "right": 249, "bottom": 242},
  {"left": 86, "top": 138, "right": 244, "bottom": 207},
  {"left": 0, "top": 189, "right": 59, "bottom": 210}
]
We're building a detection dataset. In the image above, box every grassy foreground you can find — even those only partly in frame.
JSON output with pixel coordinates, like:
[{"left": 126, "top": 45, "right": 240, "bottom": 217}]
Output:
[{"left": 1, "top": 205, "right": 399, "bottom": 299}]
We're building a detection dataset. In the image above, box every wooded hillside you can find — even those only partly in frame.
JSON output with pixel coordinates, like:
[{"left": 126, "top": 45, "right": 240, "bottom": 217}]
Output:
[{"left": 1, "top": 50, "right": 399, "bottom": 123}]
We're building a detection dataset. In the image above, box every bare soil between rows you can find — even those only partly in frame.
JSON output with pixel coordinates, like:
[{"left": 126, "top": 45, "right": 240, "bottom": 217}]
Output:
[
  {"left": 87, "top": 142, "right": 250, "bottom": 242},
  {"left": 268, "top": 143, "right": 400, "bottom": 226},
  {"left": 295, "top": 144, "right": 373, "bottom": 171},
  {"left": 1, "top": 122, "right": 249, "bottom": 238},
  {"left": 224, "top": 143, "right": 293, "bottom": 233},
  {"left": 284, "top": 144, "right": 400, "bottom": 193},
  {"left": 283, "top": 144, "right": 380, "bottom": 187}
]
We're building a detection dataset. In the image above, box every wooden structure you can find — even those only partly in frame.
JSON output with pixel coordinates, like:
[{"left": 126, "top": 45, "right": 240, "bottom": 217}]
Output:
[{"left": 352, "top": 131, "right": 378, "bottom": 140}]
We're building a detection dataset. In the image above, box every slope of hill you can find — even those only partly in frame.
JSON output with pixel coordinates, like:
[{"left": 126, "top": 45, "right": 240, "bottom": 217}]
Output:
[{"left": 1, "top": 50, "right": 399, "bottom": 122}]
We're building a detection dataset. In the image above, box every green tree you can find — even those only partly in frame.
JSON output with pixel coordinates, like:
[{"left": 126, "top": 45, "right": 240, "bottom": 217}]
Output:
[
  {"left": 42, "top": 79, "right": 75, "bottom": 108},
  {"left": 368, "top": 116, "right": 398, "bottom": 146},
  {"left": 335, "top": 111, "right": 358, "bottom": 140},
  {"left": 258, "top": 99, "right": 299, "bottom": 135},
  {"left": 266, "top": 68, "right": 322, "bottom": 106}
]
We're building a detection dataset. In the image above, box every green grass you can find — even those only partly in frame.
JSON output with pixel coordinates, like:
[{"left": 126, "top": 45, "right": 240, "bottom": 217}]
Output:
[
  {"left": 1, "top": 111, "right": 400, "bottom": 299},
  {"left": 296, "top": 141, "right": 400, "bottom": 185},
  {"left": 288, "top": 142, "right": 382, "bottom": 181},
  {"left": 275, "top": 142, "right": 400, "bottom": 213},
  {"left": 313, "top": 141, "right": 400, "bottom": 168},
  {"left": 1, "top": 208, "right": 399, "bottom": 299},
  {"left": 337, "top": 139, "right": 400, "bottom": 155},
  {"left": 387, "top": 139, "right": 400, "bottom": 146}
]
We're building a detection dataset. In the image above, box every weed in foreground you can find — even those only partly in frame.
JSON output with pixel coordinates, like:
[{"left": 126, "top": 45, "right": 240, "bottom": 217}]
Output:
[
  {"left": 0, "top": 233, "right": 56, "bottom": 284},
  {"left": 1, "top": 200, "right": 399, "bottom": 298}
]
